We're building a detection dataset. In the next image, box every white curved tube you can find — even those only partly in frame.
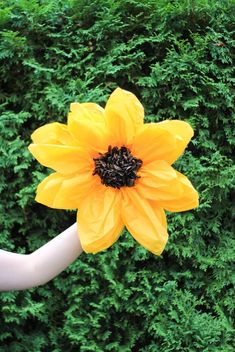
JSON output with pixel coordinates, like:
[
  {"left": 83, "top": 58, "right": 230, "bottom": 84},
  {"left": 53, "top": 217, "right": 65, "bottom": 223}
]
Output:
[{"left": 0, "top": 223, "right": 83, "bottom": 291}]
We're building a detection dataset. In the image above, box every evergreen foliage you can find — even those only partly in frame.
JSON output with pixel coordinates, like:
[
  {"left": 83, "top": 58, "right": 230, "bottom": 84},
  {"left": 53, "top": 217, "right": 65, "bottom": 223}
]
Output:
[{"left": 0, "top": 0, "right": 234, "bottom": 350}]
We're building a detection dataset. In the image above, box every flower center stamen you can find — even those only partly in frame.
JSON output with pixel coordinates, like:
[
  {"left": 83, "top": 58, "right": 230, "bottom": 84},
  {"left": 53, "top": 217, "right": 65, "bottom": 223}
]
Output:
[{"left": 93, "top": 145, "right": 143, "bottom": 188}]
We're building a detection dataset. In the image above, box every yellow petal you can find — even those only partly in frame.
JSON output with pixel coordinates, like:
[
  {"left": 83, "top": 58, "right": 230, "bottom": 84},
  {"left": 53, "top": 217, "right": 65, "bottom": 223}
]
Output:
[
  {"left": 138, "top": 160, "right": 177, "bottom": 188},
  {"left": 31, "top": 122, "right": 76, "bottom": 145},
  {"left": 131, "top": 123, "right": 177, "bottom": 165},
  {"left": 156, "top": 120, "right": 194, "bottom": 164},
  {"left": 36, "top": 173, "right": 66, "bottom": 208},
  {"left": 105, "top": 87, "right": 144, "bottom": 146},
  {"left": 35, "top": 172, "right": 91, "bottom": 209},
  {"left": 77, "top": 186, "right": 124, "bottom": 253},
  {"left": 151, "top": 171, "right": 199, "bottom": 212},
  {"left": 67, "top": 115, "right": 110, "bottom": 154},
  {"left": 135, "top": 161, "right": 182, "bottom": 200},
  {"left": 69, "top": 102, "right": 105, "bottom": 123},
  {"left": 121, "top": 188, "right": 168, "bottom": 255},
  {"left": 137, "top": 167, "right": 199, "bottom": 211},
  {"left": 56, "top": 173, "right": 100, "bottom": 208},
  {"left": 28, "top": 144, "right": 92, "bottom": 174}
]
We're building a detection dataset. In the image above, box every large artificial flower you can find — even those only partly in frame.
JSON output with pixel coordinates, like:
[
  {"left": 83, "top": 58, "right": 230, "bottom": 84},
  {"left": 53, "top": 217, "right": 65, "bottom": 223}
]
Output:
[{"left": 28, "top": 88, "right": 199, "bottom": 255}]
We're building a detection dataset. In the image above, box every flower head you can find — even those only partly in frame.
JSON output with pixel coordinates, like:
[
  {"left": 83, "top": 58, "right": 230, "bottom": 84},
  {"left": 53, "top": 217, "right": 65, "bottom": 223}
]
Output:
[{"left": 28, "top": 88, "right": 199, "bottom": 255}]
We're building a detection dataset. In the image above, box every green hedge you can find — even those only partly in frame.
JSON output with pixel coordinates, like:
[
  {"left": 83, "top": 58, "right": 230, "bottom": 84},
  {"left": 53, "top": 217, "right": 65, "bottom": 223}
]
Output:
[{"left": 0, "top": 0, "right": 234, "bottom": 351}]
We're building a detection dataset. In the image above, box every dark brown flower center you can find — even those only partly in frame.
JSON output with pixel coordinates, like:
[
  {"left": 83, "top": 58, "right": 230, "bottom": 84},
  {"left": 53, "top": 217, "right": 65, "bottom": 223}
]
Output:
[{"left": 93, "top": 145, "right": 143, "bottom": 188}]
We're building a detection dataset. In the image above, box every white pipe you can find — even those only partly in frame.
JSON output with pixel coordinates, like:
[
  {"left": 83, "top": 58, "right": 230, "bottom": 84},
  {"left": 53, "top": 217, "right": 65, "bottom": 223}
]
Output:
[{"left": 0, "top": 223, "right": 83, "bottom": 291}]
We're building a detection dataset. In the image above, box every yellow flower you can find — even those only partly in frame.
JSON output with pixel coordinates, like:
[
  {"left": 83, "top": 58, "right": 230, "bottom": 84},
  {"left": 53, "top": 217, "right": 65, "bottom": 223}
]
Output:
[{"left": 28, "top": 88, "right": 199, "bottom": 255}]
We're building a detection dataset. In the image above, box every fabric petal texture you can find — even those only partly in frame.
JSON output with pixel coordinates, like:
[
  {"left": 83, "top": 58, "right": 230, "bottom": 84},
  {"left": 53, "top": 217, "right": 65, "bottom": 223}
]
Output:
[
  {"left": 131, "top": 123, "right": 177, "bottom": 165},
  {"left": 69, "top": 102, "right": 105, "bottom": 123},
  {"left": 29, "top": 87, "right": 199, "bottom": 255},
  {"left": 77, "top": 186, "right": 124, "bottom": 253},
  {"left": 150, "top": 171, "right": 199, "bottom": 212},
  {"left": 31, "top": 122, "right": 76, "bottom": 146},
  {"left": 68, "top": 115, "right": 110, "bottom": 155},
  {"left": 28, "top": 144, "right": 91, "bottom": 174},
  {"left": 156, "top": 120, "right": 194, "bottom": 164},
  {"left": 105, "top": 87, "right": 144, "bottom": 146},
  {"left": 68, "top": 102, "right": 112, "bottom": 155},
  {"left": 36, "top": 172, "right": 98, "bottom": 209},
  {"left": 121, "top": 188, "right": 168, "bottom": 255}
]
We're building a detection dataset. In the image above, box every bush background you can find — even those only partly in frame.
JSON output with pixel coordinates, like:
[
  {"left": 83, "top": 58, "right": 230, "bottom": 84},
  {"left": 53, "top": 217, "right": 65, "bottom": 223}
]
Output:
[{"left": 0, "top": 0, "right": 234, "bottom": 351}]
